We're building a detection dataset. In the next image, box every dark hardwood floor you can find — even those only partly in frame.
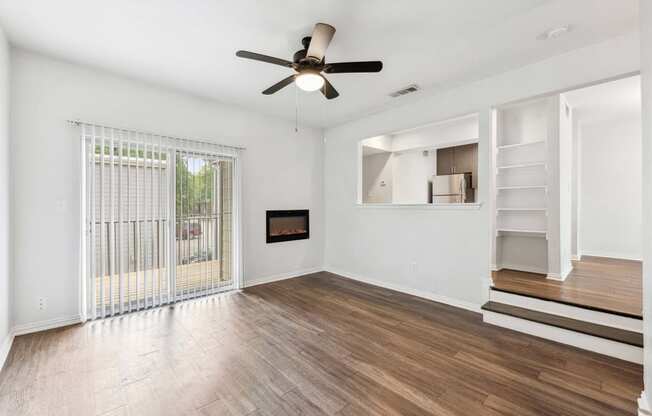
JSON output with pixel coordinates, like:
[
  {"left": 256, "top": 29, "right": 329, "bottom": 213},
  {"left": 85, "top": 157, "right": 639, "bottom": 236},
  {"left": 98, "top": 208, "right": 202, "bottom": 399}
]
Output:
[
  {"left": 492, "top": 256, "right": 642, "bottom": 318},
  {"left": 0, "top": 272, "right": 643, "bottom": 415}
]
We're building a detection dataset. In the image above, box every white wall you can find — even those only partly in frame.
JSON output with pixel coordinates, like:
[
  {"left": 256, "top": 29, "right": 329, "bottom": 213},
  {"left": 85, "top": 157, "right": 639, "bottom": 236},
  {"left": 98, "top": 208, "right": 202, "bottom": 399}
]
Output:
[
  {"left": 362, "top": 152, "right": 393, "bottom": 203},
  {"left": 0, "top": 27, "right": 11, "bottom": 364},
  {"left": 559, "top": 96, "right": 573, "bottom": 278},
  {"left": 392, "top": 150, "right": 435, "bottom": 204},
  {"left": 362, "top": 135, "right": 392, "bottom": 152},
  {"left": 391, "top": 115, "right": 479, "bottom": 152},
  {"left": 579, "top": 117, "right": 642, "bottom": 260},
  {"left": 642, "top": 0, "right": 652, "bottom": 409},
  {"left": 10, "top": 49, "right": 324, "bottom": 329},
  {"left": 324, "top": 33, "right": 639, "bottom": 310},
  {"left": 571, "top": 117, "right": 582, "bottom": 260}
]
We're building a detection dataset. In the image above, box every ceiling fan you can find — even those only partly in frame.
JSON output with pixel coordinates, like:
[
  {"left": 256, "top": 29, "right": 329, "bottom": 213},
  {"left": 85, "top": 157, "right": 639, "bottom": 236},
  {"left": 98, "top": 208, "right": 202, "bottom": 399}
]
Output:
[{"left": 235, "top": 23, "right": 382, "bottom": 100}]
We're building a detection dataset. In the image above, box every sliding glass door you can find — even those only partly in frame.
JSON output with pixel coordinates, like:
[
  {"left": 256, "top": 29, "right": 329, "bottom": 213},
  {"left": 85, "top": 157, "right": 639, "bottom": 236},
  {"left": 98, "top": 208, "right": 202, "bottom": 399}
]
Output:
[
  {"left": 91, "top": 140, "right": 170, "bottom": 315},
  {"left": 174, "top": 152, "right": 234, "bottom": 300},
  {"left": 82, "top": 125, "right": 239, "bottom": 319}
]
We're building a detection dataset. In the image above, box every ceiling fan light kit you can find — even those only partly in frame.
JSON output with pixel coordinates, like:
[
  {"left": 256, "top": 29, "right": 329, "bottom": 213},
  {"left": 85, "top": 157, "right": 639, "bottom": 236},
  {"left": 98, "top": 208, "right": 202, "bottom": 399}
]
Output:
[
  {"left": 295, "top": 71, "right": 324, "bottom": 92},
  {"left": 236, "top": 22, "right": 383, "bottom": 100}
]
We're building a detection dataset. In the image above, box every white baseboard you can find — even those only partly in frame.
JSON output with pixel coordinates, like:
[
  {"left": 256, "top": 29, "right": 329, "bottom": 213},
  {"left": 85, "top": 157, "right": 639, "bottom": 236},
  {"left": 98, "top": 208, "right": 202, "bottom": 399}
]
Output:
[
  {"left": 244, "top": 266, "right": 323, "bottom": 288},
  {"left": 639, "top": 391, "right": 652, "bottom": 416},
  {"left": 325, "top": 266, "right": 481, "bottom": 313},
  {"left": 0, "top": 330, "right": 14, "bottom": 371},
  {"left": 547, "top": 264, "right": 572, "bottom": 281},
  {"left": 572, "top": 255, "right": 582, "bottom": 261},
  {"left": 12, "top": 314, "right": 83, "bottom": 336},
  {"left": 580, "top": 250, "right": 642, "bottom": 262},
  {"left": 495, "top": 263, "right": 547, "bottom": 275},
  {"left": 10, "top": 269, "right": 322, "bottom": 336},
  {"left": 562, "top": 261, "right": 573, "bottom": 279}
]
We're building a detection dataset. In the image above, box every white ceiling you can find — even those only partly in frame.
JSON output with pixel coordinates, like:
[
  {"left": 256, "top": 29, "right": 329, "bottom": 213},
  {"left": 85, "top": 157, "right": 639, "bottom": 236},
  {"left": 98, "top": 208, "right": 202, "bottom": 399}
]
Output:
[
  {"left": 0, "top": 0, "right": 639, "bottom": 128},
  {"left": 564, "top": 75, "right": 641, "bottom": 124}
]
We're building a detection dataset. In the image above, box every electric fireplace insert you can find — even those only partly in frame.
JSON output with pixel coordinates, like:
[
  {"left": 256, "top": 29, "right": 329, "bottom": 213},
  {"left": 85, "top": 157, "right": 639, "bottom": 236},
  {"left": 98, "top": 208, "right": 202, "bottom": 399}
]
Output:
[{"left": 266, "top": 210, "right": 309, "bottom": 243}]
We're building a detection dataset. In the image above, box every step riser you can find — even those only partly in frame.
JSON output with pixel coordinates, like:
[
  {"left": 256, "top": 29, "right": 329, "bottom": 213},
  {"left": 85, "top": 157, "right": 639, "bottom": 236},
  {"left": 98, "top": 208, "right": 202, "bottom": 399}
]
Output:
[
  {"left": 490, "top": 289, "right": 642, "bottom": 333},
  {"left": 483, "top": 310, "right": 643, "bottom": 364}
]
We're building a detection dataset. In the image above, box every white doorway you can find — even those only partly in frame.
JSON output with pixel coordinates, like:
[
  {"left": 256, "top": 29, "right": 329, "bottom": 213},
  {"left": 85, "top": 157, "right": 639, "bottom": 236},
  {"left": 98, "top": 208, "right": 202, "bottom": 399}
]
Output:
[{"left": 564, "top": 75, "right": 642, "bottom": 262}]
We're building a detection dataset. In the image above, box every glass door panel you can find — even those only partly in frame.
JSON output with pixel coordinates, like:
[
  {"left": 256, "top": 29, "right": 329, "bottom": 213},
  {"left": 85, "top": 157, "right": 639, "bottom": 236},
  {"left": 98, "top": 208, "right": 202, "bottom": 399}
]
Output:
[{"left": 175, "top": 152, "right": 233, "bottom": 300}]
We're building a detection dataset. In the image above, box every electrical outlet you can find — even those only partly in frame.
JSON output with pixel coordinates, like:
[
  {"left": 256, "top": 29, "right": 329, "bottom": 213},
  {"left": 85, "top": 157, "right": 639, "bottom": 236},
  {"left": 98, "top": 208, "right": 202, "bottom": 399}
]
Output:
[
  {"left": 38, "top": 297, "right": 47, "bottom": 310},
  {"left": 55, "top": 199, "right": 67, "bottom": 213},
  {"left": 409, "top": 261, "right": 417, "bottom": 273}
]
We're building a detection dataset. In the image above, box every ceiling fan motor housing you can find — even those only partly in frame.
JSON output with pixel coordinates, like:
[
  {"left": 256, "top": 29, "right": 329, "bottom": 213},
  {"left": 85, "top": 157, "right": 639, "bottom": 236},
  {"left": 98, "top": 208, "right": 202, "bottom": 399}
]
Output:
[
  {"left": 293, "top": 48, "right": 308, "bottom": 64},
  {"left": 295, "top": 37, "right": 322, "bottom": 66}
]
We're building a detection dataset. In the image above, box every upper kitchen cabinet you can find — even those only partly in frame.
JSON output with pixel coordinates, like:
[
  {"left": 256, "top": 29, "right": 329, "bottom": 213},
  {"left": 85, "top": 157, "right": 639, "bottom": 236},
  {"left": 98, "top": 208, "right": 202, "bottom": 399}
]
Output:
[
  {"left": 436, "top": 146, "right": 454, "bottom": 175},
  {"left": 436, "top": 143, "right": 477, "bottom": 176},
  {"left": 454, "top": 143, "right": 477, "bottom": 174}
]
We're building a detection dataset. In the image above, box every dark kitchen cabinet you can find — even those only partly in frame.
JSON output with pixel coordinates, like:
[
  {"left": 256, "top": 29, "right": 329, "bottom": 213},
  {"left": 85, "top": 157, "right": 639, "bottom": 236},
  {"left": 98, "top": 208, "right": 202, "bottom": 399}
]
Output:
[
  {"left": 436, "top": 146, "right": 454, "bottom": 175},
  {"left": 454, "top": 144, "right": 476, "bottom": 174},
  {"left": 436, "top": 143, "right": 477, "bottom": 176}
]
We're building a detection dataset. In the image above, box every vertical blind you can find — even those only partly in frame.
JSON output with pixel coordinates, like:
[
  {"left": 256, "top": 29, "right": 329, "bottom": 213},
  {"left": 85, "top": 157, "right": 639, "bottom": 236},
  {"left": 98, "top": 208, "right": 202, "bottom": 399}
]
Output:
[{"left": 80, "top": 122, "right": 242, "bottom": 319}]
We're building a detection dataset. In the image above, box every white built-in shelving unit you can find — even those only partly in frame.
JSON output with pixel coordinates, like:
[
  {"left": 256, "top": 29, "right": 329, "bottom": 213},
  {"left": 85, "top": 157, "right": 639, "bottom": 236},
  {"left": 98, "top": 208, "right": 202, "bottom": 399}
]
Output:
[{"left": 493, "top": 97, "right": 551, "bottom": 274}]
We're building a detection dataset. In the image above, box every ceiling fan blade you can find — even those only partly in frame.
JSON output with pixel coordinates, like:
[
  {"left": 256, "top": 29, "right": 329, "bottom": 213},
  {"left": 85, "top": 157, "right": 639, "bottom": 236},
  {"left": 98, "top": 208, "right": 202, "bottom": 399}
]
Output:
[
  {"left": 324, "top": 61, "right": 383, "bottom": 73},
  {"left": 320, "top": 76, "right": 339, "bottom": 100},
  {"left": 306, "top": 23, "right": 336, "bottom": 62},
  {"left": 236, "top": 50, "right": 293, "bottom": 68},
  {"left": 262, "top": 75, "right": 296, "bottom": 95}
]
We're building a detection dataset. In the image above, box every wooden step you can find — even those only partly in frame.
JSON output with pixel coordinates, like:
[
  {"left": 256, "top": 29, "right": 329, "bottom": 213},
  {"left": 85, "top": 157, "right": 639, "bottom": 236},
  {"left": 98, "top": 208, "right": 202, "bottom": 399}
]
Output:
[
  {"left": 490, "top": 286, "right": 642, "bottom": 320},
  {"left": 482, "top": 301, "right": 643, "bottom": 347},
  {"left": 489, "top": 288, "right": 642, "bottom": 333}
]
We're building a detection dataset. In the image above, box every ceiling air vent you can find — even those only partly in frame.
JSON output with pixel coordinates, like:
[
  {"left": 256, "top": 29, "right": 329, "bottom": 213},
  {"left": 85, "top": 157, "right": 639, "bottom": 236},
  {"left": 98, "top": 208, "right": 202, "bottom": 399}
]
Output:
[{"left": 389, "top": 84, "right": 420, "bottom": 98}]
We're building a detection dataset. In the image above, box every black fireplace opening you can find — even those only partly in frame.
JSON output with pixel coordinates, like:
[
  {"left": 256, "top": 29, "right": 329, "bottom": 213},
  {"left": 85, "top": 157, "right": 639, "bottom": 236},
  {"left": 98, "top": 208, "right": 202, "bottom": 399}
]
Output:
[{"left": 266, "top": 210, "right": 309, "bottom": 243}]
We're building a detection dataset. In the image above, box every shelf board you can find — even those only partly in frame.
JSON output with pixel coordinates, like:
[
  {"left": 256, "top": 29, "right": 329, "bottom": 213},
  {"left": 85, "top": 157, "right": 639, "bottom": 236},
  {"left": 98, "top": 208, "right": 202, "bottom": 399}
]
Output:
[
  {"left": 497, "top": 162, "right": 546, "bottom": 170},
  {"left": 496, "top": 185, "right": 547, "bottom": 191},
  {"left": 497, "top": 228, "right": 547, "bottom": 238},
  {"left": 497, "top": 207, "right": 546, "bottom": 212},
  {"left": 497, "top": 140, "right": 545, "bottom": 151}
]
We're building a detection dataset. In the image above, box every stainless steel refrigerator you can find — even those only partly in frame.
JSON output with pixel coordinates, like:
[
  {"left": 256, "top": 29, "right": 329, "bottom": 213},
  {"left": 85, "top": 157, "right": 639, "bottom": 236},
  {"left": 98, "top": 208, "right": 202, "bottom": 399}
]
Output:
[{"left": 432, "top": 174, "right": 467, "bottom": 204}]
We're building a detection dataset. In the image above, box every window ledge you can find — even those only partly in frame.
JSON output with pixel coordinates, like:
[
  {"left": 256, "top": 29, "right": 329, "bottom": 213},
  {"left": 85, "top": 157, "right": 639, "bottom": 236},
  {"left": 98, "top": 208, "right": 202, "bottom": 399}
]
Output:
[{"left": 356, "top": 202, "right": 483, "bottom": 210}]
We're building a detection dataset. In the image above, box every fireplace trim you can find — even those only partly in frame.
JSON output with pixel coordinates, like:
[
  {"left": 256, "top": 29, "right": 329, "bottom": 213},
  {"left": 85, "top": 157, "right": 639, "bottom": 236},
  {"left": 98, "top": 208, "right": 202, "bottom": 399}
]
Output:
[{"left": 266, "top": 210, "right": 310, "bottom": 243}]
